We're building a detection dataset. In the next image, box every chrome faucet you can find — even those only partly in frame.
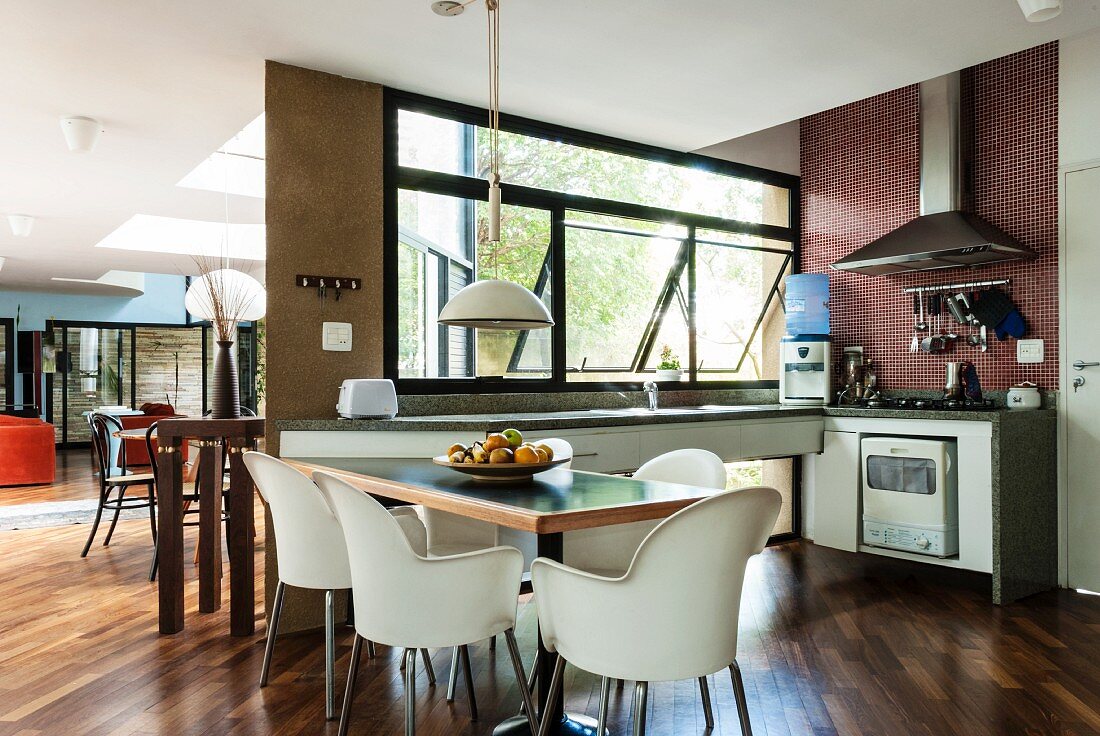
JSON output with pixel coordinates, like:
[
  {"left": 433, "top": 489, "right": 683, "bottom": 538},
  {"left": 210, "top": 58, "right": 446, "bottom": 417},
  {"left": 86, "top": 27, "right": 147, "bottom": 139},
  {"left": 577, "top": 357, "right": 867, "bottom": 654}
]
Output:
[{"left": 643, "top": 381, "right": 659, "bottom": 411}]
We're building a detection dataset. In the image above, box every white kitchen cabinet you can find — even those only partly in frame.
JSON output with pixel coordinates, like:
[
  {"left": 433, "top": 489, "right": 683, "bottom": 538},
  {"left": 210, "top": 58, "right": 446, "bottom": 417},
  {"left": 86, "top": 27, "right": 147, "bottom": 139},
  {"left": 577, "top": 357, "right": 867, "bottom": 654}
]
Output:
[
  {"left": 740, "top": 418, "right": 824, "bottom": 459},
  {"left": 809, "top": 429, "right": 860, "bottom": 552},
  {"left": 637, "top": 423, "right": 741, "bottom": 464},
  {"left": 523, "top": 430, "right": 640, "bottom": 473}
]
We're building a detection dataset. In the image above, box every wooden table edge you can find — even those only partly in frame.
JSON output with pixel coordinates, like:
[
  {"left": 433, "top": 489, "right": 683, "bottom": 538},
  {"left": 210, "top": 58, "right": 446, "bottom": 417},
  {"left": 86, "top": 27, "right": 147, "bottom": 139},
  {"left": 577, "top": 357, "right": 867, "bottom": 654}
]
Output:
[{"left": 285, "top": 458, "right": 712, "bottom": 534}]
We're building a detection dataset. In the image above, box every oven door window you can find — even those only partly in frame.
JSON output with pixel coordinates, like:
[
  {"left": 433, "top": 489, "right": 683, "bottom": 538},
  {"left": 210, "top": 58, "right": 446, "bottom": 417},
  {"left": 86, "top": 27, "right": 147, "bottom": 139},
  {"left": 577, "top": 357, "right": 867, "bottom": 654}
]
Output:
[{"left": 865, "top": 455, "right": 937, "bottom": 495}]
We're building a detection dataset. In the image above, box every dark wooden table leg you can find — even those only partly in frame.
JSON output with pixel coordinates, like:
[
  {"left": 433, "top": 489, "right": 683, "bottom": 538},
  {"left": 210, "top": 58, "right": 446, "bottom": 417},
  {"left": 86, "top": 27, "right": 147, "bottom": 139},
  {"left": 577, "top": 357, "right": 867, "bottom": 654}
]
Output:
[
  {"left": 197, "top": 440, "right": 224, "bottom": 613},
  {"left": 157, "top": 437, "right": 185, "bottom": 634},
  {"left": 495, "top": 531, "right": 601, "bottom": 735},
  {"left": 228, "top": 438, "right": 256, "bottom": 636}
]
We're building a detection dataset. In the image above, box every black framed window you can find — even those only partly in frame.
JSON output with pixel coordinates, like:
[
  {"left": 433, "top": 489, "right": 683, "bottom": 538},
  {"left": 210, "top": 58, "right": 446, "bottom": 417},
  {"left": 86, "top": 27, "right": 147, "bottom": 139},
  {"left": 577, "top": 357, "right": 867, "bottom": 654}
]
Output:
[
  {"left": 384, "top": 90, "right": 800, "bottom": 393},
  {"left": 0, "top": 317, "right": 13, "bottom": 410}
]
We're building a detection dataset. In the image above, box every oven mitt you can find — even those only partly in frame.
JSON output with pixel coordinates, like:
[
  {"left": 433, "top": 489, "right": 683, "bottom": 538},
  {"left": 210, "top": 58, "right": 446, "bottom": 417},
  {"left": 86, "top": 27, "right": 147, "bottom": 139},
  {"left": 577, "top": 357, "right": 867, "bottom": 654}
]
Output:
[
  {"left": 969, "top": 288, "right": 1015, "bottom": 329},
  {"left": 995, "top": 309, "right": 1026, "bottom": 340}
]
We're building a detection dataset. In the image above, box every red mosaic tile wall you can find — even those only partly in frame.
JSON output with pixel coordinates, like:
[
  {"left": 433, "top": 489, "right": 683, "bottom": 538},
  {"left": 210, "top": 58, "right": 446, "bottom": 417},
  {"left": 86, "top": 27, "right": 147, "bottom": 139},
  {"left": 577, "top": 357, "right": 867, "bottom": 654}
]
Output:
[{"left": 799, "top": 42, "right": 1059, "bottom": 392}]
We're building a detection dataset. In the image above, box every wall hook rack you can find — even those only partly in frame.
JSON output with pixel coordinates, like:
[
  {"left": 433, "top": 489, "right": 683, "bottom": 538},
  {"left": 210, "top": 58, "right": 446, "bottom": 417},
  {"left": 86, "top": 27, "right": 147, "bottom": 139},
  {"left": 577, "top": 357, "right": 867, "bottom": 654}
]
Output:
[{"left": 296, "top": 275, "right": 361, "bottom": 306}]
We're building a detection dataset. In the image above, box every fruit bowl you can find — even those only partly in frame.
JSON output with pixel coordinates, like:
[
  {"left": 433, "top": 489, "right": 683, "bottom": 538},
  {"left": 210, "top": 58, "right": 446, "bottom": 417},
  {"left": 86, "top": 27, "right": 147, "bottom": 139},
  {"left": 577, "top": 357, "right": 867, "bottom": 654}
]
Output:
[{"left": 432, "top": 455, "right": 570, "bottom": 482}]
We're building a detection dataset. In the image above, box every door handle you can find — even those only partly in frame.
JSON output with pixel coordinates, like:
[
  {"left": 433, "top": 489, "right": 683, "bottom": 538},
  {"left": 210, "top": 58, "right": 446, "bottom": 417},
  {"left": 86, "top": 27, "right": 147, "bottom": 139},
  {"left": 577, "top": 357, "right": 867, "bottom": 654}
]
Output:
[{"left": 1073, "top": 360, "right": 1100, "bottom": 370}]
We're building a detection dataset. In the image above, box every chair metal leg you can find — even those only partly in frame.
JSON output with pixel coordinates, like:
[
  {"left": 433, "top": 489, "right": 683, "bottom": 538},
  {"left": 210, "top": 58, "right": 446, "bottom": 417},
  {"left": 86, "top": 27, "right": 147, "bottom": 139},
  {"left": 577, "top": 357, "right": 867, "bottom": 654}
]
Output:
[
  {"left": 729, "top": 661, "right": 753, "bottom": 736},
  {"left": 404, "top": 647, "right": 417, "bottom": 736},
  {"left": 519, "top": 650, "right": 539, "bottom": 715},
  {"left": 617, "top": 678, "right": 625, "bottom": 690},
  {"left": 698, "top": 675, "right": 714, "bottom": 729},
  {"left": 536, "top": 655, "right": 567, "bottom": 736},
  {"left": 338, "top": 634, "right": 364, "bottom": 736},
  {"left": 420, "top": 648, "right": 436, "bottom": 686},
  {"left": 325, "top": 590, "right": 336, "bottom": 720},
  {"left": 503, "top": 628, "right": 538, "bottom": 736},
  {"left": 367, "top": 639, "right": 376, "bottom": 659},
  {"left": 447, "top": 647, "right": 460, "bottom": 702},
  {"left": 597, "top": 676, "right": 612, "bottom": 735},
  {"left": 490, "top": 634, "right": 497, "bottom": 651},
  {"left": 81, "top": 492, "right": 107, "bottom": 557},
  {"left": 148, "top": 535, "right": 159, "bottom": 582},
  {"left": 460, "top": 644, "right": 477, "bottom": 721},
  {"left": 632, "top": 681, "right": 648, "bottom": 736},
  {"left": 259, "top": 581, "right": 286, "bottom": 687}
]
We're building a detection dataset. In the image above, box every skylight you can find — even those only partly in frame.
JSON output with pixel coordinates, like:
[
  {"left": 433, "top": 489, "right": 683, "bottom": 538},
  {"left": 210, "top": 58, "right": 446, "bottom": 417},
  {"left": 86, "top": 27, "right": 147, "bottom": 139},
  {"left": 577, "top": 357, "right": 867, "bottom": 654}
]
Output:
[
  {"left": 95, "top": 215, "right": 265, "bottom": 261},
  {"left": 177, "top": 114, "right": 265, "bottom": 199}
]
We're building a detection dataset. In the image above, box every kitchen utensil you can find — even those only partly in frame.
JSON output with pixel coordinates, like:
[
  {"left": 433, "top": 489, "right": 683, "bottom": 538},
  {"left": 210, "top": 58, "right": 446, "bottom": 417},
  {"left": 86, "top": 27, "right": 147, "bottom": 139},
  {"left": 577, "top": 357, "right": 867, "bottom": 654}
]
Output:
[
  {"left": 930, "top": 293, "right": 942, "bottom": 335},
  {"left": 946, "top": 293, "right": 969, "bottom": 324},
  {"left": 980, "top": 325, "right": 988, "bottom": 352},
  {"left": 910, "top": 295, "right": 920, "bottom": 353},
  {"left": 432, "top": 454, "right": 570, "bottom": 482},
  {"left": 1006, "top": 382, "right": 1041, "bottom": 410},
  {"left": 944, "top": 362, "right": 963, "bottom": 400},
  {"left": 916, "top": 291, "right": 928, "bottom": 331}
]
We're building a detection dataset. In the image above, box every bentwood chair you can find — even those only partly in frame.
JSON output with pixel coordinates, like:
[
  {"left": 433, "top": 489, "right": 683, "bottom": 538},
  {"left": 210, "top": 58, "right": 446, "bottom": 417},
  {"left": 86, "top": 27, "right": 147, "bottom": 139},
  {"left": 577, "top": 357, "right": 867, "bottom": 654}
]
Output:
[
  {"left": 313, "top": 470, "right": 537, "bottom": 736},
  {"left": 532, "top": 486, "right": 781, "bottom": 736},
  {"left": 81, "top": 413, "right": 157, "bottom": 565},
  {"left": 243, "top": 452, "right": 430, "bottom": 722}
]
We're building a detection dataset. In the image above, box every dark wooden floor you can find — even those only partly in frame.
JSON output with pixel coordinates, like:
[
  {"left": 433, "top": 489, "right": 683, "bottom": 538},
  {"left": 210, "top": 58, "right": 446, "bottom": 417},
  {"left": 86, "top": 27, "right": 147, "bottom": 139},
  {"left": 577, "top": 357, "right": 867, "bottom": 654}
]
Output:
[{"left": 2, "top": 507, "right": 1100, "bottom": 735}]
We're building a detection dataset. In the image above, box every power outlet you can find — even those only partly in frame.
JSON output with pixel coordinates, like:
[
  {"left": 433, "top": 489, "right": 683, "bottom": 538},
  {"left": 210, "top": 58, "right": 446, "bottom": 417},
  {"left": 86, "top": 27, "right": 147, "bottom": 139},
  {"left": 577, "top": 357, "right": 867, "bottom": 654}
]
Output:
[
  {"left": 322, "top": 321, "right": 352, "bottom": 352},
  {"left": 1017, "top": 338, "right": 1044, "bottom": 364}
]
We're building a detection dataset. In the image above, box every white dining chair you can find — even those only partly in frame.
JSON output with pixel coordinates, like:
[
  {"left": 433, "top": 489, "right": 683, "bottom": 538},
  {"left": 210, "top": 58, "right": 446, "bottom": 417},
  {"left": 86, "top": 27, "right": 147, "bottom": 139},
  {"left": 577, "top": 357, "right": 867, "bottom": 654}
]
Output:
[
  {"left": 243, "top": 452, "right": 430, "bottom": 721},
  {"left": 532, "top": 486, "right": 781, "bottom": 736},
  {"left": 312, "top": 470, "right": 537, "bottom": 736}
]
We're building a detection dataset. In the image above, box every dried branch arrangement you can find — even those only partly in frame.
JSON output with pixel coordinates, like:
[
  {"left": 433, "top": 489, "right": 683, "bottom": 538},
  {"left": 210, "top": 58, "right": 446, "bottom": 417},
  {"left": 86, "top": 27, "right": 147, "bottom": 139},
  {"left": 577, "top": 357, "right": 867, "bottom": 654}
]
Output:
[{"left": 189, "top": 256, "right": 263, "bottom": 342}]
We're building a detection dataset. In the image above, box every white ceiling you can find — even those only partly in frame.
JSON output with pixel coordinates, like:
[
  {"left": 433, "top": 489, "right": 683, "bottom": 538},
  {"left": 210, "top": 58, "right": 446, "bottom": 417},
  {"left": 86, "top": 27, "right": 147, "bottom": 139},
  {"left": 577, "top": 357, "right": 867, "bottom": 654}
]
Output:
[{"left": 0, "top": 0, "right": 1095, "bottom": 291}]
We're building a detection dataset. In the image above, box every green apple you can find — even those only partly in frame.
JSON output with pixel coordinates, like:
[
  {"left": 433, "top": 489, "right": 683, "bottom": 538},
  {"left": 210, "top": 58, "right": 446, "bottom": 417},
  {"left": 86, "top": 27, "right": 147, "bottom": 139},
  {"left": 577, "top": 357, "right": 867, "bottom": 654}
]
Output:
[{"left": 501, "top": 428, "right": 524, "bottom": 447}]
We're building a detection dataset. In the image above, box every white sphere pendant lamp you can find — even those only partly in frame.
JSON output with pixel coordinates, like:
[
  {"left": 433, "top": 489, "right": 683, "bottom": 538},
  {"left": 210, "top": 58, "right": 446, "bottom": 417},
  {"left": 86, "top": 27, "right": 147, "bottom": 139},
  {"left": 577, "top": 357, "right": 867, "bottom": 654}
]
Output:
[
  {"left": 438, "top": 279, "right": 553, "bottom": 330},
  {"left": 185, "top": 268, "right": 267, "bottom": 322}
]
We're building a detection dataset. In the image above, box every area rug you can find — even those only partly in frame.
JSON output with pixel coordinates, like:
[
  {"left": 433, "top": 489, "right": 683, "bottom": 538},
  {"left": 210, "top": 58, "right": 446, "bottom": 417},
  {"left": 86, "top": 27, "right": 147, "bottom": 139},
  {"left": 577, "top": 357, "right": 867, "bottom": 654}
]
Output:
[{"left": 0, "top": 499, "right": 148, "bottom": 531}]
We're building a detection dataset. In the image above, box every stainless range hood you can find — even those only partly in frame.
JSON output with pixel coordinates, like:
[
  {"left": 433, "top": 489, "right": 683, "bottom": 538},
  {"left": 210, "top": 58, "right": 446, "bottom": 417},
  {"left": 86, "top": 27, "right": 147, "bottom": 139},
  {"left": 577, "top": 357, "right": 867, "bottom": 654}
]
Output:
[{"left": 830, "top": 74, "right": 1038, "bottom": 276}]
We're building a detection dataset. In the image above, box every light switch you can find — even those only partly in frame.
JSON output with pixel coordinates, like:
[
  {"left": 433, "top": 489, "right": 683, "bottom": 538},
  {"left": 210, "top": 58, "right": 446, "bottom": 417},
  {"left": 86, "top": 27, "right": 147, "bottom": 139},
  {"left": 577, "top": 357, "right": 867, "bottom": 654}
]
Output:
[
  {"left": 322, "top": 321, "right": 352, "bottom": 352},
  {"left": 1017, "top": 338, "right": 1043, "bottom": 364}
]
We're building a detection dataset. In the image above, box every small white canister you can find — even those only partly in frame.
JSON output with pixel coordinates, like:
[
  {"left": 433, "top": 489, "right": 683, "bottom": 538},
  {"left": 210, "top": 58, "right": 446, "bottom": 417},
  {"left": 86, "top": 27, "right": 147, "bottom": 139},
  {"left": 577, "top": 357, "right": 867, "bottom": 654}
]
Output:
[{"left": 1006, "top": 382, "right": 1041, "bottom": 410}]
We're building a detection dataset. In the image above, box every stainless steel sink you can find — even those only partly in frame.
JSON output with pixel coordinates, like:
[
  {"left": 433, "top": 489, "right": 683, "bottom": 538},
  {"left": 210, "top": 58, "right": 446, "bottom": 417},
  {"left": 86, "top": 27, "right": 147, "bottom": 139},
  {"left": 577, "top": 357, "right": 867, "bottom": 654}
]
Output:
[{"left": 586, "top": 405, "right": 765, "bottom": 416}]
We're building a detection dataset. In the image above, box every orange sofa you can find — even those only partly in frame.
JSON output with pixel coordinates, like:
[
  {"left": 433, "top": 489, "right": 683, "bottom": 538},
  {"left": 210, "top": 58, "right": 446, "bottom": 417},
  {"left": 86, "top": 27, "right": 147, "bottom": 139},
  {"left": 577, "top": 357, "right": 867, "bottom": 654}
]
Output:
[{"left": 0, "top": 415, "right": 56, "bottom": 486}]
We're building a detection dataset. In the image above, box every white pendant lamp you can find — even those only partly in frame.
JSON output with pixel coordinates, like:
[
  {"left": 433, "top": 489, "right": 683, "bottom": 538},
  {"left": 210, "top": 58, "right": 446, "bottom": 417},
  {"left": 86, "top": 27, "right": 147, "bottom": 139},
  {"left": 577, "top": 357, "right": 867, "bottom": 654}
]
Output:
[
  {"left": 185, "top": 268, "right": 267, "bottom": 323},
  {"left": 438, "top": 279, "right": 553, "bottom": 329},
  {"left": 1016, "top": 0, "right": 1061, "bottom": 21},
  {"left": 60, "top": 116, "right": 103, "bottom": 153},
  {"left": 7, "top": 214, "right": 34, "bottom": 237}
]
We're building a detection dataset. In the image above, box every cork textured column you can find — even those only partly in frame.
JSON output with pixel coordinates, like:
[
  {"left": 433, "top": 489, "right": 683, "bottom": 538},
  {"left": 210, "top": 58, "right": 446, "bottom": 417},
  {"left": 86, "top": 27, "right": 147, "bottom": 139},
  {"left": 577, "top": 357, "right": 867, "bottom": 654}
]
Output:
[{"left": 264, "top": 61, "right": 384, "bottom": 632}]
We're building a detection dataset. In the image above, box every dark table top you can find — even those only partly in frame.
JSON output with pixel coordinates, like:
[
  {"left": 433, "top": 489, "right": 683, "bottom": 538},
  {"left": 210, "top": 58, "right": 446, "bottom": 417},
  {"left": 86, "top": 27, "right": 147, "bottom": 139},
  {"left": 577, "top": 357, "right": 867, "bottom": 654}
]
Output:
[{"left": 286, "top": 457, "right": 719, "bottom": 534}]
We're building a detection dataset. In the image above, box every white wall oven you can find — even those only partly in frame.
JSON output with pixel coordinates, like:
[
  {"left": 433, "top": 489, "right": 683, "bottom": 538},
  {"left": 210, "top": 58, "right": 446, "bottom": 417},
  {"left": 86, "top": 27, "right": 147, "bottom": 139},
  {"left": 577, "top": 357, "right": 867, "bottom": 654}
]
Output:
[{"left": 861, "top": 436, "right": 959, "bottom": 557}]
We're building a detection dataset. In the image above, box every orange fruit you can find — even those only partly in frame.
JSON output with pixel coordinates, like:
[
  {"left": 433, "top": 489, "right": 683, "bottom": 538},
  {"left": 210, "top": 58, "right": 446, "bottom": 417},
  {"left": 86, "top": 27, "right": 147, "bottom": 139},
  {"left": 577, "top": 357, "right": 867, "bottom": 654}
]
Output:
[
  {"left": 484, "top": 433, "right": 510, "bottom": 452},
  {"left": 534, "top": 448, "right": 549, "bottom": 463},
  {"left": 514, "top": 445, "right": 540, "bottom": 464},
  {"left": 489, "top": 447, "right": 514, "bottom": 464},
  {"left": 535, "top": 443, "right": 555, "bottom": 461}
]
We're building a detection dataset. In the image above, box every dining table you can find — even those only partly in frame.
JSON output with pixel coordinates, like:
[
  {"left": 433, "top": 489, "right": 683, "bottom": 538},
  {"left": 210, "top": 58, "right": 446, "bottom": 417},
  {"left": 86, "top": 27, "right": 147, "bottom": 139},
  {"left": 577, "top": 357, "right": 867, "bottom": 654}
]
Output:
[{"left": 285, "top": 456, "right": 721, "bottom": 736}]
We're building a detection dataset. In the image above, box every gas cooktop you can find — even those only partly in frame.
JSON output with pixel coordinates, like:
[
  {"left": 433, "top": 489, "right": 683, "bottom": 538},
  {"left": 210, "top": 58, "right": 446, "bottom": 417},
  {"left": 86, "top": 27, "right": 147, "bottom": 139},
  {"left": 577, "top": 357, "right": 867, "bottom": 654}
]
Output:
[{"left": 846, "top": 396, "right": 998, "bottom": 411}]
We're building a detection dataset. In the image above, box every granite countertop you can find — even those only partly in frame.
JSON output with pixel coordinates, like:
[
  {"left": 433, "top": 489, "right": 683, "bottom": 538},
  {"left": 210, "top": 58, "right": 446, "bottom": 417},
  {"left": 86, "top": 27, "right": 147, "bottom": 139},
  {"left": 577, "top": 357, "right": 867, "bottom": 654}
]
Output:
[{"left": 276, "top": 403, "right": 1055, "bottom": 432}]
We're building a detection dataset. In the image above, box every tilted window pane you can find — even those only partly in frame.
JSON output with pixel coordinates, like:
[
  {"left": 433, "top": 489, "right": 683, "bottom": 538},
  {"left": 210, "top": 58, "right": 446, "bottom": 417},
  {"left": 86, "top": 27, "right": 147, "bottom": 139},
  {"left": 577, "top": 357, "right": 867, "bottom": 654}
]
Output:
[{"left": 694, "top": 235, "right": 793, "bottom": 381}]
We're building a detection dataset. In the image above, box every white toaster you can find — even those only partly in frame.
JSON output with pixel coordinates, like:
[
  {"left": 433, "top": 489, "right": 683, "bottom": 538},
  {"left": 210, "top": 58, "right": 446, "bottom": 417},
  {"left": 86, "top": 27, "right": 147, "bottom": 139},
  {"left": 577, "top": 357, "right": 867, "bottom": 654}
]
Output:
[{"left": 337, "top": 379, "right": 398, "bottom": 419}]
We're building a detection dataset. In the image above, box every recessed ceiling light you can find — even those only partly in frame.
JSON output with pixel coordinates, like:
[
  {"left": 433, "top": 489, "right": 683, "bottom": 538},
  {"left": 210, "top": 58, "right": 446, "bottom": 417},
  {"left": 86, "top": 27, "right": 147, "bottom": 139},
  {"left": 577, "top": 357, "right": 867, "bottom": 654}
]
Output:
[
  {"left": 1016, "top": 0, "right": 1061, "bottom": 22},
  {"left": 7, "top": 214, "right": 34, "bottom": 237},
  {"left": 60, "top": 115, "right": 103, "bottom": 153},
  {"left": 95, "top": 214, "right": 265, "bottom": 260}
]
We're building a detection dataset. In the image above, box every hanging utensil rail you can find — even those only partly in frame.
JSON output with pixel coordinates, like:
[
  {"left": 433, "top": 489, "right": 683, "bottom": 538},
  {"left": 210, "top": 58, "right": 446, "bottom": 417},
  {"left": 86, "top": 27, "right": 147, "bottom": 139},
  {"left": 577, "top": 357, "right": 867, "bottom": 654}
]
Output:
[{"left": 902, "top": 278, "right": 1010, "bottom": 294}]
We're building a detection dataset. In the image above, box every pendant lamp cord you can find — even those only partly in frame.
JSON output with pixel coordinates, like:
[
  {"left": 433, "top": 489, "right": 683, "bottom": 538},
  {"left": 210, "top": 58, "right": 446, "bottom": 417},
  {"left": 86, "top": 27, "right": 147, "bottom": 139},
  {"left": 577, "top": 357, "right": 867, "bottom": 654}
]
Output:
[{"left": 487, "top": 0, "right": 500, "bottom": 184}]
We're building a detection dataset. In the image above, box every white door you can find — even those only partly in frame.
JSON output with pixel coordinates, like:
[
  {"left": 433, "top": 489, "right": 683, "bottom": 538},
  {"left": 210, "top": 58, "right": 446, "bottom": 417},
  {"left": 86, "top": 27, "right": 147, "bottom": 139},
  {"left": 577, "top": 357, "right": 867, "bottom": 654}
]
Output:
[{"left": 1065, "top": 164, "right": 1100, "bottom": 592}]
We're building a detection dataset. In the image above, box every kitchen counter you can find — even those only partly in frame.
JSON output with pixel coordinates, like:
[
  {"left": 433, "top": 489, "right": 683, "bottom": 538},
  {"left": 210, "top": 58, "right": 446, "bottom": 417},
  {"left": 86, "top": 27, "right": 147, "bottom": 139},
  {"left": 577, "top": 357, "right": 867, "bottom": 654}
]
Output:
[{"left": 276, "top": 404, "right": 1054, "bottom": 433}]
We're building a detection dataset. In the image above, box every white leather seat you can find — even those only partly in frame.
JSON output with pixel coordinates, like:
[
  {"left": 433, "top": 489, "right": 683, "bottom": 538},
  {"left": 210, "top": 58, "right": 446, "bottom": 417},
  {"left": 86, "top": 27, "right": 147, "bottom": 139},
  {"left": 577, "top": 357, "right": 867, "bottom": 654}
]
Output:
[
  {"left": 533, "top": 486, "right": 781, "bottom": 736},
  {"left": 312, "top": 470, "right": 537, "bottom": 736},
  {"left": 243, "top": 452, "right": 428, "bottom": 721}
]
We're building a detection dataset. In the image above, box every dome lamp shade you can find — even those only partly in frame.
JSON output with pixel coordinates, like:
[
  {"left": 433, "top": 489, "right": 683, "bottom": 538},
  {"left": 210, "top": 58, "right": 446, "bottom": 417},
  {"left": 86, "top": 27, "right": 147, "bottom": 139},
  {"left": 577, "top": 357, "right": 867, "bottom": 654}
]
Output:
[{"left": 437, "top": 279, "right": 553, "bottom": 330}]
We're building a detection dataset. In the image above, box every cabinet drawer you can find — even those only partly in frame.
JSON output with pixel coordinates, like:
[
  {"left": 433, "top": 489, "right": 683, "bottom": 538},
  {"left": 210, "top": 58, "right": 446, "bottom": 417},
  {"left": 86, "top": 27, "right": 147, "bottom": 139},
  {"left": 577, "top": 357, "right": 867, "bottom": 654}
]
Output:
[
  {"left": 526, "top": 431, "right": 640, "bottom": 473},
  {"left": 740, "top": 419, "right": 824, "bottom": 459},
  {"left": 637, "top": 424, "right": 741, "bottom": 464}
]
